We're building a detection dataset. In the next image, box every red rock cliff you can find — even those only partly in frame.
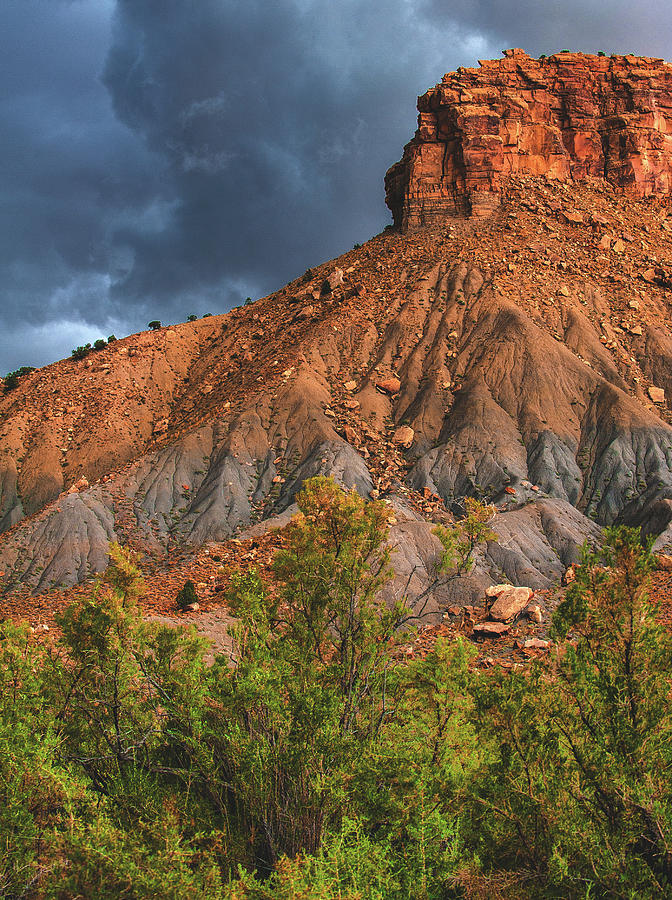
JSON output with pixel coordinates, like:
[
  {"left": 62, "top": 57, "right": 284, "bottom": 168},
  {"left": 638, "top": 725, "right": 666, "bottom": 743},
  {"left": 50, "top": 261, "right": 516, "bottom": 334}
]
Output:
[{"left": 385, "top": 49, "right": 672, "bottom": 229}]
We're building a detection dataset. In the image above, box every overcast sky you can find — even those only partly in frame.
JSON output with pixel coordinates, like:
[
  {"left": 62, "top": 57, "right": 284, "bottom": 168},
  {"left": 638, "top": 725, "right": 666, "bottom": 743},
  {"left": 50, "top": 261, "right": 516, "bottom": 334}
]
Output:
[{"left": 1, "top": 0, "right": 671, "bottom": 373}]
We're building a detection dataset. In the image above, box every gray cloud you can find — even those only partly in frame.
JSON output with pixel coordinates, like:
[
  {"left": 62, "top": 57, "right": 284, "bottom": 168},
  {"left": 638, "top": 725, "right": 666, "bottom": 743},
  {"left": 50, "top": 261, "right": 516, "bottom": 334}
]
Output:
[
  {"left": 1, "top": 0, "right": 670, "bottom": 372},
  {"left": 418, "top": 0, "right": 672, "bottom": 58}
]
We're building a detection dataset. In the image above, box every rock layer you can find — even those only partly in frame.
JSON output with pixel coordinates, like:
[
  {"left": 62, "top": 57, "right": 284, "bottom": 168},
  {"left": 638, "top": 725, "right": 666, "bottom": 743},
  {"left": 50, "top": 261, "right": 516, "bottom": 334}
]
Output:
[{"left": 386, "top": 49, "right": 672, "bottom": 228}]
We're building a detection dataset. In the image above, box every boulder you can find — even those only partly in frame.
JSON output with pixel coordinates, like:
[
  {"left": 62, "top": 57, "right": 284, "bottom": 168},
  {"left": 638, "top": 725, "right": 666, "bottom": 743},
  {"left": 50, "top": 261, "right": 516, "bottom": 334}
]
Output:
[
  {"left": 527, "top": 605, "right": 543, "bottom": 624},
  {"left": 376, "top": 377, "right": 401, "bottom": 395},
  {"left": 488, "top": 585, "right": 534, "bottom": 622},
  {"left": 472, "top": 621, "right": 511, "bottom": 639},
  {"left": 393, "top": 425, "right": 415, "bottom": 448},
  {"left": 524, "top": 638, "right": 550, "bottom": 650},
  {"left": 562, "top": 565, "right": 576, "bottom": 585},
  {"left": 485, "top": 583, "right": 511, "bottom": 598},
  {"left": 67, "top": 476, "right": 90, "bottom": 494},
  {"left": 327, "top": 268, "right": 344, "bottom": 290}
]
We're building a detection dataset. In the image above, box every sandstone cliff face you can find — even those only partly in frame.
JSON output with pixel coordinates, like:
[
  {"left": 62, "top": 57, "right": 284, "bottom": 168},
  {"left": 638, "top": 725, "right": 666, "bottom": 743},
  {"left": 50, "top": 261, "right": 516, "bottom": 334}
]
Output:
[{"left": 386, "top": 49, "right": 672, "bottom": 229}]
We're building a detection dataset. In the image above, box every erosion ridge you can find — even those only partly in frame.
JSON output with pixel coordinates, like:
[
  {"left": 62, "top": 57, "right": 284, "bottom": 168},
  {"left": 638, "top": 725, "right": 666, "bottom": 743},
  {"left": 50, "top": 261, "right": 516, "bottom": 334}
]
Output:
[
  {"left": 2, "top": 52, "right": 672, "bottom": 654},
  {"left": 386, "top": 49, "right": 672, "bottom": 228}
]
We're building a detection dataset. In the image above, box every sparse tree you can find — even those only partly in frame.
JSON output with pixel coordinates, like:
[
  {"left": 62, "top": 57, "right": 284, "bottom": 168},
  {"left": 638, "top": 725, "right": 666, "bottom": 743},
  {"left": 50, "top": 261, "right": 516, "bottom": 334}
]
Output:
[
  {"left": 176, "top": 580, "right": 198, "bottom": 610},
  {"left": 71, "top": 343, "right": 92, "bottom": 360},
  {"left": 433, "top": 497, "right": 497, "bottom": 578}
]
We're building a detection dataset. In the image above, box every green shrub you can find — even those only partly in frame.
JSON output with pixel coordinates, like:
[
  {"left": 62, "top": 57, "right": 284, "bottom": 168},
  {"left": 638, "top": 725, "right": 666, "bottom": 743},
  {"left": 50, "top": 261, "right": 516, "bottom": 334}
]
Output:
[
  {"left": 2, "top": 486, "right": 670, "bottom": 897},
  {"left": 93, "top": 338, "right": 107, "bottom": 351},
  {"left": 71, "top": 343, "right": 92, "bottom": 360},
  {"left": 466, "top": 527, "right": 672, "bottom": 895},
  {"left": 176, "top": 579, "right": 199, "bottom": 610},
  {"left": 148, "top": 320, "right": 162, "bottom": 330},
  {"left": 0, "top": 622, "right": 77, "bottom": 897},
  {"left": 3, "top": 366, "right": 35, "bottom": 391},
  {"left": 50, "top": 809, "right": 223, "bottom": 900}
]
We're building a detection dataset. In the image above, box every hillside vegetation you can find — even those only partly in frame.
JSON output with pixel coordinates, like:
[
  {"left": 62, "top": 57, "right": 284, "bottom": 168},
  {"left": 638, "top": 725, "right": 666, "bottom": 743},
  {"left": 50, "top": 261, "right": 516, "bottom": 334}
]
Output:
[{"left": 2, "top": 479, "right": 671, "bottom": 898}]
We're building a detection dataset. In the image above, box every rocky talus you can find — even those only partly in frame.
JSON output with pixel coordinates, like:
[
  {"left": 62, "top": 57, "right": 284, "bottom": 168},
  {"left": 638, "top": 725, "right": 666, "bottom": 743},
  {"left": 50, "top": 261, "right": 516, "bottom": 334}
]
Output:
[{"left": 2, "top": 53, "right": 672, "bottom": 646}]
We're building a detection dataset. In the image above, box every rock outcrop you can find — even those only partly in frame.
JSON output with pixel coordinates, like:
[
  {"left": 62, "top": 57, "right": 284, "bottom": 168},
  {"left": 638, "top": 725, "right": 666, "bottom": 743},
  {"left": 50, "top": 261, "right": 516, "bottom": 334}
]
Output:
[
  {"left": 4, "top": 53, "right": 672, "bottom": 635},
  {"left": 386, "top": 49, "right": 672, "bottom": 229}
]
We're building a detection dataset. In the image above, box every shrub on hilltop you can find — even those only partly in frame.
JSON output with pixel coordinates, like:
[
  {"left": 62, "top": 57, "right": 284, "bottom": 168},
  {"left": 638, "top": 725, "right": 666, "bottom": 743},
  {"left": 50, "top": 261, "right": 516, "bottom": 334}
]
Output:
[
  {"left": 71, "top": 343, "right": 91, "bottom": 360},
  {"left": 3, "top": 366, "right": 34, "bottom": 391}
]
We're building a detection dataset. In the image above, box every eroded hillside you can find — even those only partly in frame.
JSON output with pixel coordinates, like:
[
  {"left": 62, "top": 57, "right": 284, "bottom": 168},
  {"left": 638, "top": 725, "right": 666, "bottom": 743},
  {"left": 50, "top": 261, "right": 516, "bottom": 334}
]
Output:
[{"left": 3, "top": 52, "right": 672, "bottom": 642}]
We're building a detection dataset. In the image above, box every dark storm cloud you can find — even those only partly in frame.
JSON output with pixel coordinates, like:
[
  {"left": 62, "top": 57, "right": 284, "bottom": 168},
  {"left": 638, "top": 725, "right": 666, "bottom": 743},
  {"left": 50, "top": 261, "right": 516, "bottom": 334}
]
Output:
[
  {"left": 99, "top": 0, "right": 464, "bottom": 313},
  {"left": 1, "top": 0, "right": 671, "bottom": 372},
  {"left": 0, "top": 0, "right": 160, "bottom": 369},
  {"left": 418, "top": 0, "right": 672, "bottom": 58}
]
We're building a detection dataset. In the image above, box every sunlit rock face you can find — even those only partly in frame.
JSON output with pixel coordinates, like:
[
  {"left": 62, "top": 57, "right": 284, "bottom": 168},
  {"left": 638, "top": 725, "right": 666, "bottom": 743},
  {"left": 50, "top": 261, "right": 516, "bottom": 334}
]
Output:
[{"left": 386, "top": 49, "right": 672, "bottom": 229}]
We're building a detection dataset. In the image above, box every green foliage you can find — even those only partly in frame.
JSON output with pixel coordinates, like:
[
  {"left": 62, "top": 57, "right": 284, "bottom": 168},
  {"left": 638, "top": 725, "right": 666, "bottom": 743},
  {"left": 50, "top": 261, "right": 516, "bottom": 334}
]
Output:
[
  {"left": 433, "top": 497, "right": 497, "bottom": 578},
  {"left": 107, "top": 334, "right": 117, "bottom": 342},
  {"left": 93, "top": 338, "right": 107, "bottom": 351},
  {"left": 49, "top": 810, "right": 224, "bottom": 899},
  {"left": 203, "top": 479, "right": 411, "bottom": 870},
  {"left": 71, "top": 343, "right": 91, "bottom": 360},
  {"left": 51, "top": 546, "right": 209, "bottom": 795},
  {"left": 223, "top": 819, "right": 403, "bottom": 898},
  {"left": 148, "top": 320, "right": 162, "bottom": 330},
  {"left": 176, "top": 578, "right": 199, "bottom": 609},
  {"left": 0, "top": 622, "right": 76, "bottom": 897},
  {"left": 187, "top": 314, "right": 198, "bottom": 321},
  {"left": 3, "top": 492, "right": 672, "bottom": 898},
  {"left": 467, "top": 527, "right": 672, "bottom": 895},
  {"left": 550, "top": 529, "right": 672, "bottom": 890},
  {"left": 3, "top": 366, "right": 34, "bottom": 391}
]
